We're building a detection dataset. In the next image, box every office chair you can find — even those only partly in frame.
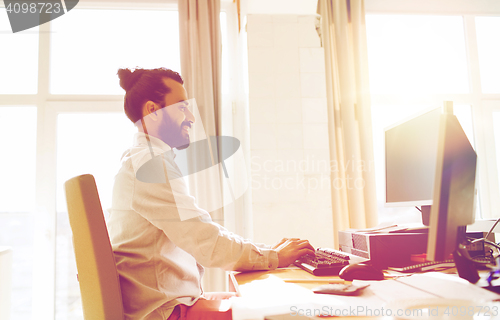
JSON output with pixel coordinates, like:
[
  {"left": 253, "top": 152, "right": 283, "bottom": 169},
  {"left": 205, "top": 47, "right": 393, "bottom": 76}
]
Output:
[{"left": 65, "top": 174, "right": 124, "bottom": 319}]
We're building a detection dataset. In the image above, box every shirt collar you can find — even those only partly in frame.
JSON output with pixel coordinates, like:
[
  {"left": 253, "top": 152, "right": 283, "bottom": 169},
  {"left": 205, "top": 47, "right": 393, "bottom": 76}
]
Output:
[{"left": 133, "top": 132, "right": 173, "bottom": 154}]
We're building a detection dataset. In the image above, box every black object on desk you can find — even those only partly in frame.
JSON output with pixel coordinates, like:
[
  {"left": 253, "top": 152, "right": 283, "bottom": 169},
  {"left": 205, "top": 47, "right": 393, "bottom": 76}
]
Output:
[
  {"left": 387, "top": 259, "right": 455, "bottom": 273},
  {"left": 293, "top": 248, "right": 350, "bottom": 276},
  {"left": 454, "top": 245, "right": 480, "bottom": 283},
  {"left": 338, "top": 263, "right": 384, "bottom": 281}
]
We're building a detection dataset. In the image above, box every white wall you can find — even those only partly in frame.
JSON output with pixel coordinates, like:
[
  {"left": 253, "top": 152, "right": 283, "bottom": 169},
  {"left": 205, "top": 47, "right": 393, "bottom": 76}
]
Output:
[{"left": 247, "top": 14, "right": 334, "bottom": 248}]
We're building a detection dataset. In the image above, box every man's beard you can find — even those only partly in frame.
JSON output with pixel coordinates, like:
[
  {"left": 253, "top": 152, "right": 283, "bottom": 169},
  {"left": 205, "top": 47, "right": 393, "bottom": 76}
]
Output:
[{"left": 162, "top": 117, "right": 191, "bottom": 150}]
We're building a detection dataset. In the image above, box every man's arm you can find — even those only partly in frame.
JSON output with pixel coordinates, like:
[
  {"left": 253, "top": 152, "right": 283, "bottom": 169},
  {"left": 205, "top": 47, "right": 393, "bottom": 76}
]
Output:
[
  {"left": 130, "top": 172, "right": 270, "bottom": 271},
  {"left": 130, "top": 153, "right": 314, "bottom": 271}
]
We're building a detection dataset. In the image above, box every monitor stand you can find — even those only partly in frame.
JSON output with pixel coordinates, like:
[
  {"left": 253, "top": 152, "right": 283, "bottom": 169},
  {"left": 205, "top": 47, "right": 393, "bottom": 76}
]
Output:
[{"left": 421, "top": 205, "right": 431, "bottom": 226}]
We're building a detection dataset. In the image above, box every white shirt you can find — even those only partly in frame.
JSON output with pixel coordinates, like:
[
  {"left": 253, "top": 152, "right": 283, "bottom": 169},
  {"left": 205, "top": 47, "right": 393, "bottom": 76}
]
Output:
[{"left": 108, "top": 132, "right": 278, "bottom": 319}]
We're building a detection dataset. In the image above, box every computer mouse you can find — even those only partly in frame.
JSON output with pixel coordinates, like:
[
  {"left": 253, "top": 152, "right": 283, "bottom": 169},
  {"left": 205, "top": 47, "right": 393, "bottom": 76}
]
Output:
[{"left": 339, "top": 263, "right": 384, "bottom": 281}]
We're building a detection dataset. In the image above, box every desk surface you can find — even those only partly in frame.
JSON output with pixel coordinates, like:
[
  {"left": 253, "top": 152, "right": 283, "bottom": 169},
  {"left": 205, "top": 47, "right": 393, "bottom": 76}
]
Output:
[
  {"left": 229, "top": 267, "right": 500, "bottom": 320},
  {"left": 233, "top": 267, "right": 349, "bottom": 290},
  {"left": 231, "top": 268, "right": 388, "bottom": 319}
]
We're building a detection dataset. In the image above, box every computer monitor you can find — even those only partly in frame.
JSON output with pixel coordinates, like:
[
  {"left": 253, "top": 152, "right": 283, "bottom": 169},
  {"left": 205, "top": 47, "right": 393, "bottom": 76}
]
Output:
[
  {"left": 385, "top": 107, "right": 442, "bottom": 224},
  {"left": 385, "top": 107, "right": 441, "bottom": 207},
  {"left": 427, "top": 103, "right": 477, "bottom": 261},
  {"left": 385, "top": 102, "right": 477, "bottom": 261}
]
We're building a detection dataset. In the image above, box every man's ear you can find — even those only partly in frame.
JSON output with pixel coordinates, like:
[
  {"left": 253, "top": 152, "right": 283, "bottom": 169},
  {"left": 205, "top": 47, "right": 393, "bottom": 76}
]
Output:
[{"left": 143, "top": 101, "right": 159, "bottom": 120}]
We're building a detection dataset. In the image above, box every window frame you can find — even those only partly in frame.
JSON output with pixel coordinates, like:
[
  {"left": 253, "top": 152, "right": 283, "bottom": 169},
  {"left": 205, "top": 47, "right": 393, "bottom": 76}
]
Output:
[
  {"left": 1, "top": 1, "right": 239, "bottom": 317},
  {"left": 365, "top": 1, "right": 500, "bottom": 223},
  {"left": 0, "top": 1, "right": 182, "bottom": 319}
]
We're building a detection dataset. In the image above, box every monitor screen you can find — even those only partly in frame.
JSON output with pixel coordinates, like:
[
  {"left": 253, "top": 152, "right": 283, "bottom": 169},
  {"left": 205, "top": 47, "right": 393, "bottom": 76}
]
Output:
[
  {"left": 427, "top": 107, "right": 477, "bottom": 261},
  {"left": 385, "top": 107, "right": 441, "bottom": 206},
  {"left": 384, "top": 102, "right": 477, "bottom": 261}
]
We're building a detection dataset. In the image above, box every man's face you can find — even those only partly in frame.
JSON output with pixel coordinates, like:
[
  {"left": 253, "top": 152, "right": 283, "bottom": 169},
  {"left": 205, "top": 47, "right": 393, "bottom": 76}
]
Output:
[{"left": 158, "top": 78, "right": 195, "bottom": 149}]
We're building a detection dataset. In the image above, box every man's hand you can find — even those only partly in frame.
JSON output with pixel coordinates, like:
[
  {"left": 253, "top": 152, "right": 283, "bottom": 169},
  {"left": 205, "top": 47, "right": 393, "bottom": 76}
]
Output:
[{"left": 273, "top": 238, "right": 315, "bottom": 268}]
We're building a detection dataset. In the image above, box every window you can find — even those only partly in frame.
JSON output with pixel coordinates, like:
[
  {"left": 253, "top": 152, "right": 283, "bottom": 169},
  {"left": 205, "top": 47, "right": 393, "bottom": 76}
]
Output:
[
  {"left": 56, "top": 113, "right": 136, "bottom": 211},
  {"left": 50, "top": 9, "right": 180, "bottom": 94},
  {"left": 366, "top": 15, "right": 469, "bottom": 94},
  {"left": 0, "top": 106, "right": 37, "bottom": 320},
  {"left": 0, "top": 18, "right": 38, "bottom": 94},
  {"left": 0, "top": 107, "right": 37, "bottom": 212},
  {"left": 366, "top": 10, "right": 500, "bottom": 223},
  {"left": 493, "top": 110, "right": 500, "bottom": 194},
  {"left": 50, "top": 8, "right": 182, "bottom": 318},
  {"left": 1, "top": 1, "right": 237, "bottom": 317},
  {"left": 55, "top": 113, "right": 135, "bottom": 319},
  {"left": 0, "top": 4, "right": 186, "bottom": 319},
  {"left": 475, "top": 17, "right": 500, "bottom": 94}
]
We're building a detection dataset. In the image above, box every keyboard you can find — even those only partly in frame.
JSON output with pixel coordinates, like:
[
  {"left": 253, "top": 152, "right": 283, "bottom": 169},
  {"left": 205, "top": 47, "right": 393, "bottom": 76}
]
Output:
[
  {"left": 387, "top": 260, "right": 455, "bottom": 273},
  {"left": 470, "top": 255, "right": 495, "bottom": 264},
  {"left": 294, "top": 248, "right": 350, "bottom": 276}
]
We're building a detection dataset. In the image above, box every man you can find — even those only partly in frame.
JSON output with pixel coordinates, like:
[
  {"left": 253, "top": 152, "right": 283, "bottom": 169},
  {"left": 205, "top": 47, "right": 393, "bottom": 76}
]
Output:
[{"left": 108, "top": 67, "right": 315, "bottom": 319}]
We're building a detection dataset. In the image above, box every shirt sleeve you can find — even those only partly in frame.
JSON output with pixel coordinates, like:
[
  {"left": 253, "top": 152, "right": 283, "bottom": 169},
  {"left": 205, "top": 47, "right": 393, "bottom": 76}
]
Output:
[{"left": 130, "top": 152, "right": 279, "bottom": 272}]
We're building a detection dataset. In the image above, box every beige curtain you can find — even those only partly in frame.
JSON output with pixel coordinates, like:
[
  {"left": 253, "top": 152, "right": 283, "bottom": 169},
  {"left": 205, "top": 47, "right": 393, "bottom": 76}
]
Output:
[
  {"left": 317, "top": 0, "right": 378, "bottom": 247},
  {"left": 225, "top": 2, "right": 254, "bottom": 240},
  {"left": 178, "top": 0, "right": 225, "bottom": 292}
]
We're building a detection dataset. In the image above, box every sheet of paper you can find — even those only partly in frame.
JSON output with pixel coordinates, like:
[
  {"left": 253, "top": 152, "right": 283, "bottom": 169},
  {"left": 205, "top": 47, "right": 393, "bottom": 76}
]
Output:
[
  {"left": 395, "top": 272, "right": 500, "bottom": 301},
  {"left": 231, "top": 275, "right": 317, "bottom": 320},
  {"left": 231, "top": 272, "right": 500, "bottom": 320},
  {"left": 231, "top": 275, "right": 386, "bottom": 320},
  {"left": 353, "top": 275, "right": 500, "bottom": 319},
  {"left": 353, "top": 279, "right": 437, "bottom": 302}
]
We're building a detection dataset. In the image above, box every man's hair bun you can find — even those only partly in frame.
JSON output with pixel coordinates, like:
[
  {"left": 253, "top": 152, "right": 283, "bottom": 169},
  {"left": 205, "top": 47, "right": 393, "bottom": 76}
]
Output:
[
  {"left": 117, "top": 68, "right": 144, "bottom": 91},
  {"left": 117, "top": 67, "right": 184, "bottom": 123}
]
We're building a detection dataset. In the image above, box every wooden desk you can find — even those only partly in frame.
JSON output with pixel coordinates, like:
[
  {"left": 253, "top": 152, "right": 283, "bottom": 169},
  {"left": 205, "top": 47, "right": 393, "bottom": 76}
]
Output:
[
  {"left": 228, "top": 267, "right": 500, "bottom": 320},
  {"left": 231, "top": 267, "right": 346, "bottom": 291},
  {"left": 229, "top": 267, "right": 387, "bottom": 320}
]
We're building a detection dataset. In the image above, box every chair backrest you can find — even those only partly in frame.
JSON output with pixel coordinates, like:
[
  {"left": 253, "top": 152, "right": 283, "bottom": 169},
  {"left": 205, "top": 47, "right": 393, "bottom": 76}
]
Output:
[{"left": 65, "top": 174, "right": 124, "bottom": 320}]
